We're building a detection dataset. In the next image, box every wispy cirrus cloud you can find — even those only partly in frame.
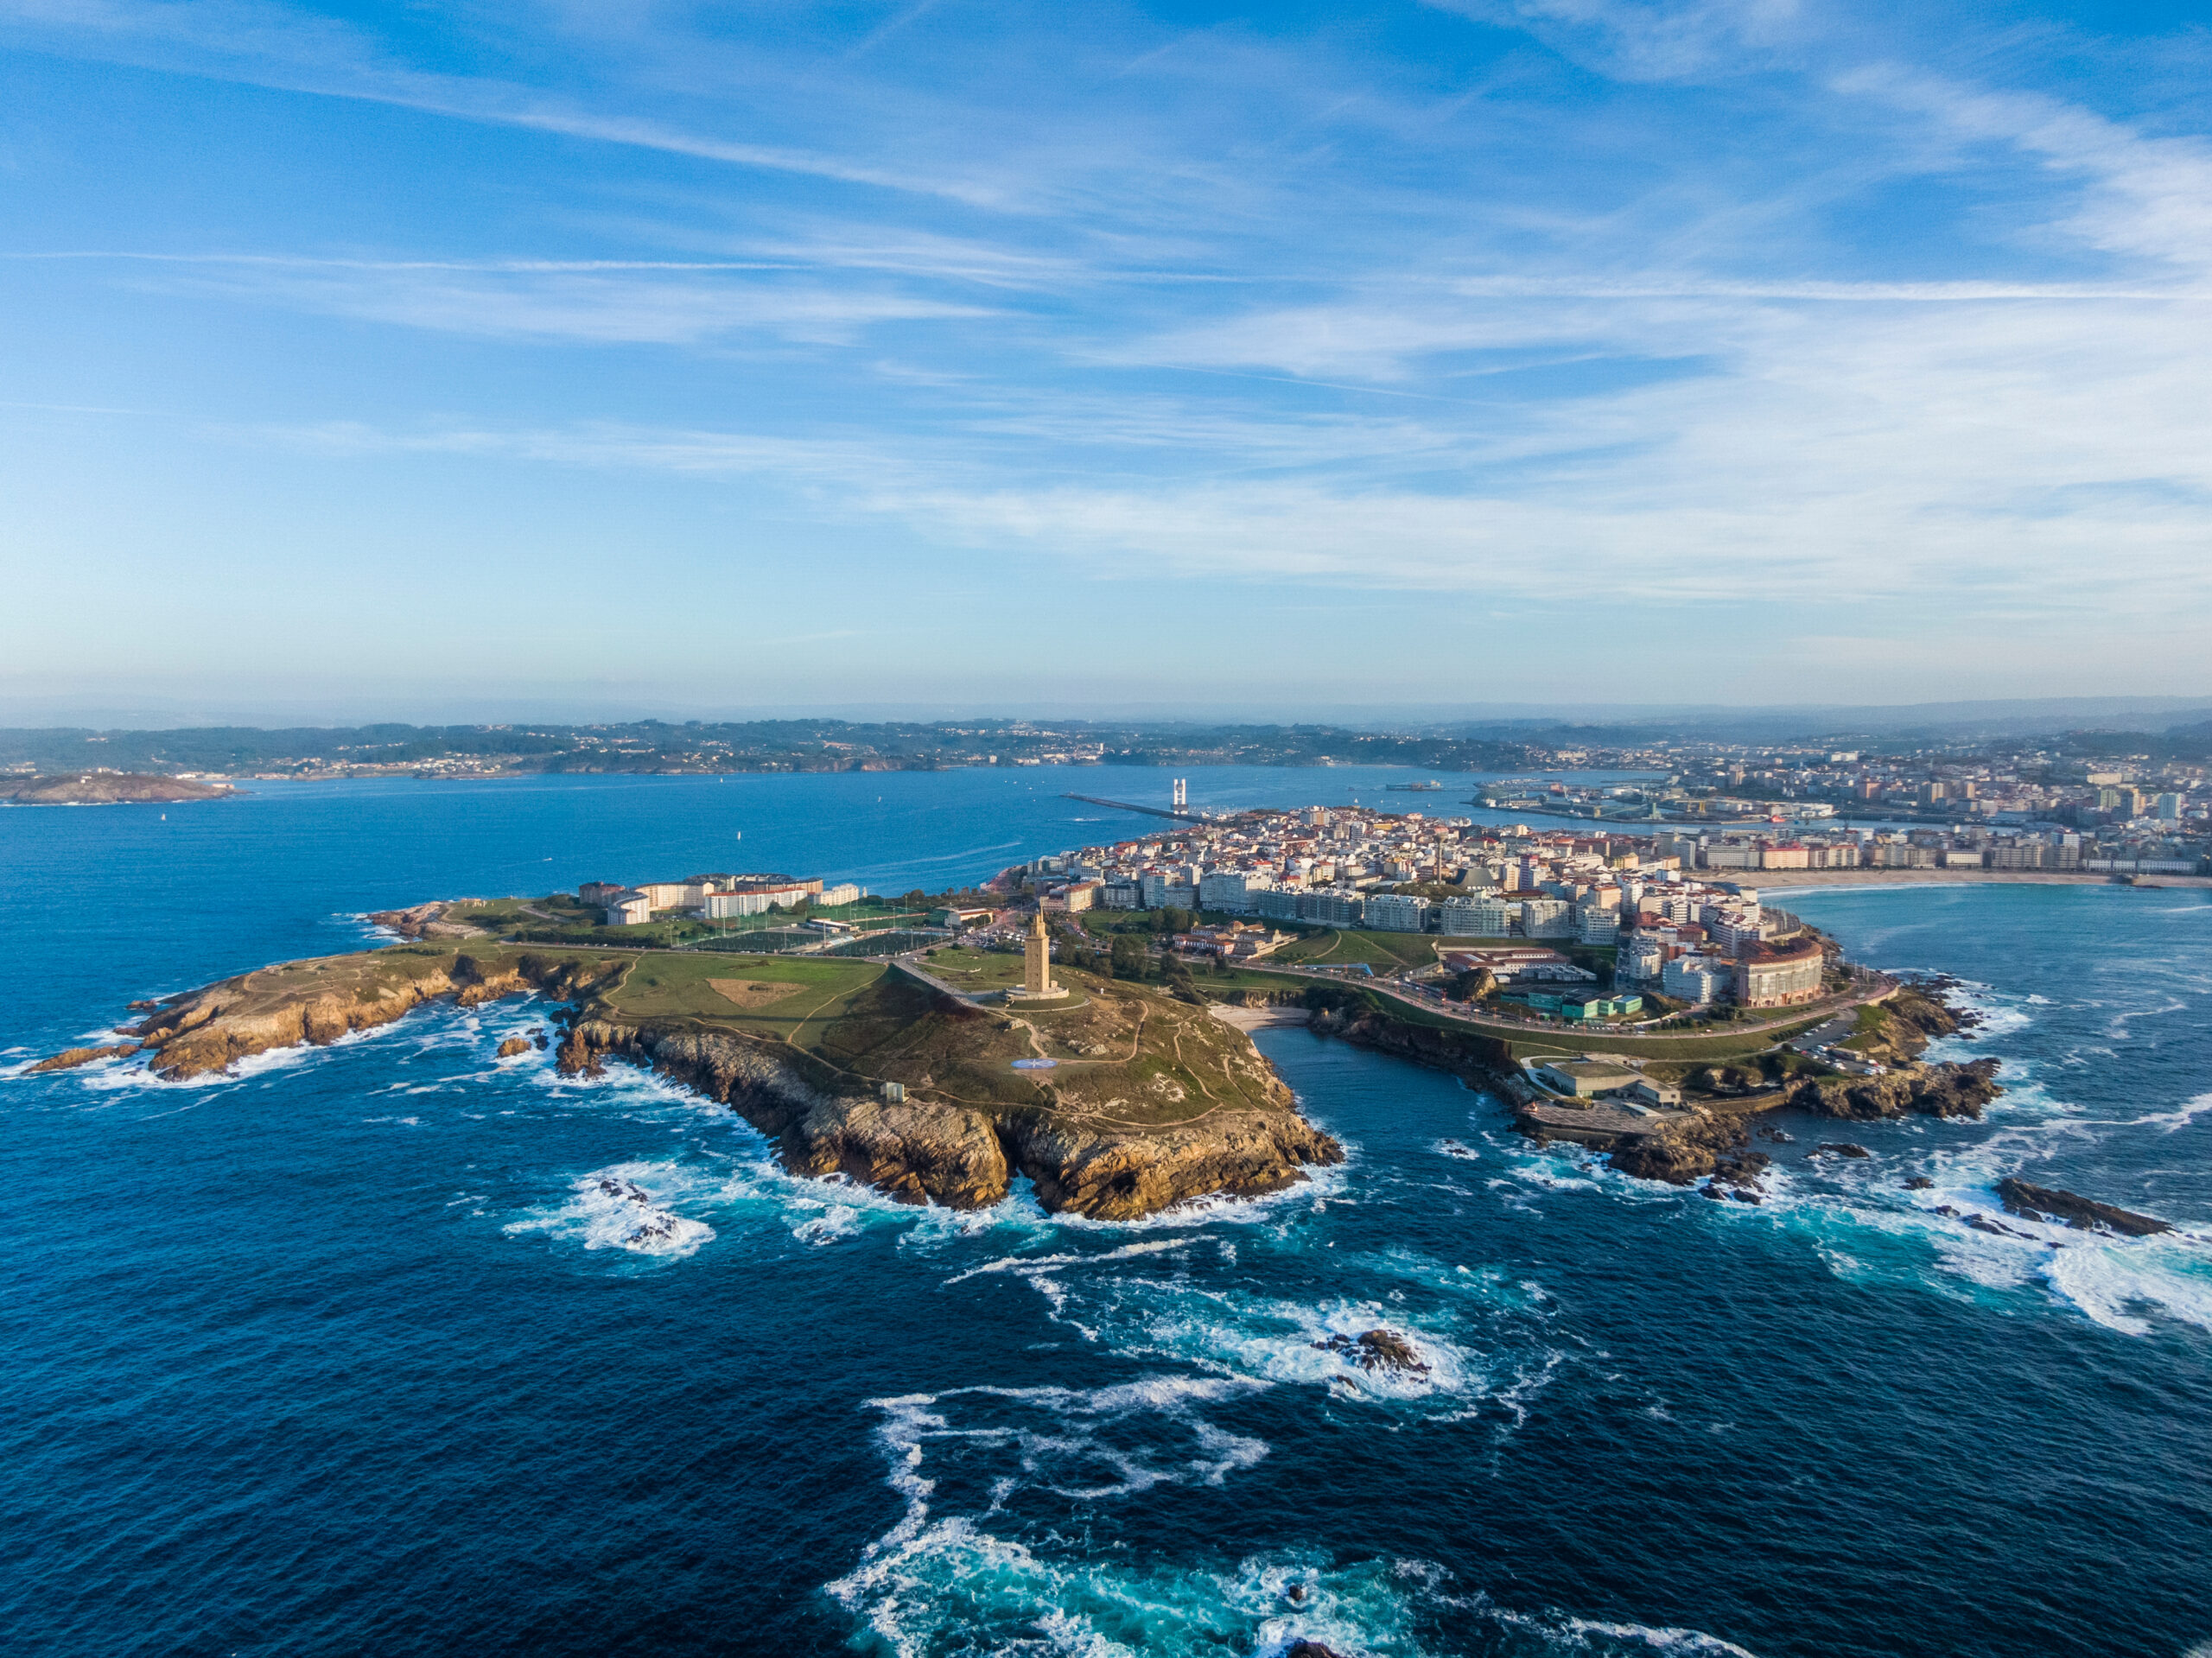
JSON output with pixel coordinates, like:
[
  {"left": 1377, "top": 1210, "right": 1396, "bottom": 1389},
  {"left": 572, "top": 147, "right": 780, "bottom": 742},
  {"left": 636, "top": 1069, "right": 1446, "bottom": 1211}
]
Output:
[
  {"left": 8, "top": 0, "right": 2212, "bottom": 699},
  {"left": 1425, "top": 0, "right": 1808, "bottom": 80},
  {"left": 0, "top": 0, "right": 1016, "bottom": 204},
  {"left": 1834, "top": 65, "right": 2212, "bottom": 271},
  {"left": 11, "top": 251, "right": 995, "bottom": 345}
]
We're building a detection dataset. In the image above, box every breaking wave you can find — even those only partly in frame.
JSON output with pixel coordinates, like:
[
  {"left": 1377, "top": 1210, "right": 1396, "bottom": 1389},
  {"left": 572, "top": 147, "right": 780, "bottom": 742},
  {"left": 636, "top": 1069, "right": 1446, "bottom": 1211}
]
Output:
[{"left": 505, "top": 1162, "right": 718, "bottom": 1258}]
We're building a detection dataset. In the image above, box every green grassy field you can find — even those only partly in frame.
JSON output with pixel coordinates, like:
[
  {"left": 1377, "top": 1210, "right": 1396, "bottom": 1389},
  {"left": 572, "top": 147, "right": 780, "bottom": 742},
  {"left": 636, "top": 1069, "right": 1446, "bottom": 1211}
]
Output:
[
  {"left": 1839, "top": 1001, "right": 1894, "bottom": 1054},
  {"left": 918, "top": 946, "right": 1030, "bottom": 993},
  {"left": 1192, "top": 967, "right": 1312, "bottom": 997},
  {"left": 1272, "top": 929, "right": 1439, "bottom": 969},
  {"left": 598, "top": 950, "right": 888, "bottom": 1045}
]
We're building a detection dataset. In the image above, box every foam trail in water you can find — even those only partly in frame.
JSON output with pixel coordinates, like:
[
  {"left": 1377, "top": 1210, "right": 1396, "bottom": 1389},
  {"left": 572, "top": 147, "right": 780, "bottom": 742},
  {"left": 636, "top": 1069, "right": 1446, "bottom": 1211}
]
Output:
[{"left": 945, "top": 1236, "right": 1197, "bottom": 1284}]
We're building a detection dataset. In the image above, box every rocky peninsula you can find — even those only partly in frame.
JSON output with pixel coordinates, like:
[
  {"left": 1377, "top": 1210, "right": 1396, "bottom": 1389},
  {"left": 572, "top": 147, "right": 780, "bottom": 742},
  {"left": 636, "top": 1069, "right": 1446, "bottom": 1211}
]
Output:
[
  {"left": 4, "top": 772, "right": 237, "bottom": 804},
  {"left": 35, "top": 903, "right": 1341, "bottom": 1223}
]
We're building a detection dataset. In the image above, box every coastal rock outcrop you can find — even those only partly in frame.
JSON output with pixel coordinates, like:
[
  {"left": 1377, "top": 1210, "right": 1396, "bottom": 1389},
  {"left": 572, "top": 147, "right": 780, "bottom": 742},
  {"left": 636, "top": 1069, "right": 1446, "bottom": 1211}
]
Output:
[
  {"left": 1789, "top": 1058, "right": 2002, "bottom": 1121},
  {"left": 3, "top": 772, "right": 235, "bottom": 804},
  {"left": 1998, "top": 1178, "right": 2171, "bottom": 1237},
  {"left": 1699, "top": 1150, "right": 1770, "bottom": 1203},
  {"left": 1315, "top": 1327, "right": 1429, "bottom": 1375},
  {"left": 1306, "top": 1002, "right": 1511, "bottom": 1083},
  {"left": 790, "top": 1096, "right": 1012, "bottom": 1208},
  {"left": 55, "top": 941, "right": 1342, "bottom": 1223},
  {"left": 537, "top": 1012, "right": 1338, "bottom": 1220},
  {"left": 26, "top": 1043, "right": 140, "bottom": 1073},
  {"left": 1603, "top": 1113, "right": 1751, "bottom": 1185},
  {"left": 120, "top": 950, "right": 624, "bottom": 1081},
  {"left": 1007, "top": 1107, "right": 1343, "bottom": 1221}
]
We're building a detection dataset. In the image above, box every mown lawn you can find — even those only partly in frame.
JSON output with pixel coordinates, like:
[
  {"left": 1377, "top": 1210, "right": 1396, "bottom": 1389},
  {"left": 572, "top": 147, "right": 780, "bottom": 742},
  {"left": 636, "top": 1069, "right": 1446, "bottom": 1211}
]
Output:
[
  {"left": 918, "top": 946, "right": 1030, "bottom": 992},
  {"left": 1273, "top": 929, "right": 1438, "bottom": 969},
  {"left": 600, "top": 950, "right": 887, "bottom": 1044}
]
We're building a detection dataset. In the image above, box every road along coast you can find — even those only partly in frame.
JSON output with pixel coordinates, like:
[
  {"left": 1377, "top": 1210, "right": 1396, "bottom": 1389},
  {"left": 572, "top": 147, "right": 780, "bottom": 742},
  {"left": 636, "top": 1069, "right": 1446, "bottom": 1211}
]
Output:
[{"left": 1287, "top": 977, "right": 2003, "bottom": 1200}]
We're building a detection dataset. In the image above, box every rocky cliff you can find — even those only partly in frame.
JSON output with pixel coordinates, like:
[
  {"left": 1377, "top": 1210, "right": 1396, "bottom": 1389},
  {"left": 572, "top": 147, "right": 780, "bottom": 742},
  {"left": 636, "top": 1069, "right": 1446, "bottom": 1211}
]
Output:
[
  {"left": 46, "top": 944, "right": 1339, "bottom": 1222},
  {"left": 123, "top": 950, "right": 620, "bottom": 1081},
  {"left": 1787, "top": 1058, "right": 2003, "bottom": 1121},
  {"left": 557, "top": 1015, "right": 1341, "bottom": 1220}
]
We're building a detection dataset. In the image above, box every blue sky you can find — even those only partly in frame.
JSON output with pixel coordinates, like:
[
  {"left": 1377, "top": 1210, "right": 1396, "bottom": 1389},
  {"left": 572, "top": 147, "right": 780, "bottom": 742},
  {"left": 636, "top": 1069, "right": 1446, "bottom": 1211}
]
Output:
[{"left": 3, "top": 0, "right": 2209, "bottom": 722}]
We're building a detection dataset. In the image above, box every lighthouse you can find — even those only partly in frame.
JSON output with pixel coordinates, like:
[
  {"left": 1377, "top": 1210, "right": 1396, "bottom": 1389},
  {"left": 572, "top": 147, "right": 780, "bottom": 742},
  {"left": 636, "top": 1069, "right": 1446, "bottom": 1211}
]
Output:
[
  {"left": 1007, "top": 909, "right": 1070, "bottom": 1005},
  {"left": 1024, "top": 909, "right": 1057, "bottom": 997}
]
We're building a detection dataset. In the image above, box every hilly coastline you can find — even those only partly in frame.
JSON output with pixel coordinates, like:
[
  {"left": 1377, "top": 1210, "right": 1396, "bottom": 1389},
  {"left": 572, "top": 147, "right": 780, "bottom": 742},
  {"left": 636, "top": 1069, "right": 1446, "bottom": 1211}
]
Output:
[
  {"left": 3, "top": 772, "right": 237, "bottom": 804},
  {"left": 38, "top": 907, "right": 1342, "bottom": 1223}
]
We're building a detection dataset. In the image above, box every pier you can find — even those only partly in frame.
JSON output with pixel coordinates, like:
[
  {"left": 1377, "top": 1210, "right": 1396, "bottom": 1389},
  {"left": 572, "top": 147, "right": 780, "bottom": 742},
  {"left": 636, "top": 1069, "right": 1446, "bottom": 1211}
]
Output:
[{"left": 1060, "top": 792, "right": 1212, "bottom": 822}]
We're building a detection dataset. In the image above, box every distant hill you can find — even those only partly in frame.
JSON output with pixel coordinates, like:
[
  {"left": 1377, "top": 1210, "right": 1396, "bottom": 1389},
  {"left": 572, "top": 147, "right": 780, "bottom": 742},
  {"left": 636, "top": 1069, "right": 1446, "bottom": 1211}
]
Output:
[{"left": 3, "top": 772, "right": 238, "bottom": 804}]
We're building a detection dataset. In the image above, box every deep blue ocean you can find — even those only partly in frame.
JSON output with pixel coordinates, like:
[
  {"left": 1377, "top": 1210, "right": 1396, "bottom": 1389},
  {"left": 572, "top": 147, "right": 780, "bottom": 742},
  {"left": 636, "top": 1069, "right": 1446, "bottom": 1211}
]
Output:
[{"left": 3, "top": 770, "right": 2209, "bottom": 1657}]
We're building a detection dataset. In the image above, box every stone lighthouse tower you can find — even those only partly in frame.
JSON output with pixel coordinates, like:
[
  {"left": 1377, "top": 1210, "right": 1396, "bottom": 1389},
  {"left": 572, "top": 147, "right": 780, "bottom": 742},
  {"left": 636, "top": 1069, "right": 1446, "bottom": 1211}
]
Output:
[{"left": 1022, "top": 909, "right": 1058, "bottom": 998}]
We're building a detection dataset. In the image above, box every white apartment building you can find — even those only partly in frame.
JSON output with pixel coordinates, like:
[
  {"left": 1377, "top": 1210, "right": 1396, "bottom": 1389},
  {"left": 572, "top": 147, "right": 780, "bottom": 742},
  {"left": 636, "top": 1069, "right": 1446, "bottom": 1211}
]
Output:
[
  {"left": 1364, "top": 893, "right": 1429, "bottom": 933},
  {"left": 1440, "top": 896, "right": 1516, "bottom": 937},
  {"left": 1199, "top": 872, "right": 1268, "bottom": 913},
  {"left": 1708, "top": 918, "right": 1763, "bottom": 954},
  {"left": 1620, "top": 933, "right": 1668, "bottom": 981},
  {"left": 1141, "top": 874, "right": 1198, "bottom": 909},
  {"left": 703, "top": 889, "right": 779, "bottom": 918},
  {"left": 1577, "top": 906, "right": 1620, "bottom": 944},
  {"left": 1662, "top": 954, "right": 1729, "bottom": 1003},
  {"left": 1520, "top": 899, "right": 1574, "bottom": 938}
]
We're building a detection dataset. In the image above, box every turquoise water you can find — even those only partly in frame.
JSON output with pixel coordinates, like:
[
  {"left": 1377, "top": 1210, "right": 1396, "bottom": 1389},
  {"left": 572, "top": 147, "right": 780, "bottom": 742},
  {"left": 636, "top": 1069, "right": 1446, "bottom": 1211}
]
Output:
[{"left": 3, "top": 774, "right": 2209, "bottom": 1655}]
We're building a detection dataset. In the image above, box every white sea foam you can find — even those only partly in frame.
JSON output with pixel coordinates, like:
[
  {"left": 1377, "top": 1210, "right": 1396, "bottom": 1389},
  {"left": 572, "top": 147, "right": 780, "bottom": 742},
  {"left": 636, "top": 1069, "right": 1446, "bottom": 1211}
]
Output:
[
  {"left": 792, "top": 1204, "right": 864, "bottom": 1246},
  {"left": 829, "top": 1383, "right": 1475, "bottom": 1658},
  {"left": 505, "top": 1160, "right": 718, "bottom": 1258},
  {"left": 830, "top": 1382, "right": 1750, "bottom": 1658},
  {"left": 945, "top": 1236, "right": 1197, "bottom": 1285},
  {"left": 1548, "top": 1617, "right": 1764, "bottom": 1655},
  {"left": 2133, "top": 1090, "right": 2212, "bottom": 1134},
  {"left": 2107, "top": 997, "right": 2189, "bottom": 1042},
  {"left": 2039, "top": 1236, "right": 2212, "bottom": 1336},
  {"left": 1695, "top": 1134, "right": 2212, "bottom": 1337}
]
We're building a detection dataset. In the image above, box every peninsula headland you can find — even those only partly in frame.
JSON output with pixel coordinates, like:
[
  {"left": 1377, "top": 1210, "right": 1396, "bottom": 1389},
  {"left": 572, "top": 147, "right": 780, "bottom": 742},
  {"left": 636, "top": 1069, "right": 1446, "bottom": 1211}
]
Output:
[
  {"left": 50, "top": 901, "right": 1339, "bottom": 1222},
  {"left": 38, "top": 795, "right": 2180, "bottom": 1233},
  {"left": 3, "top": 772, "right": 238, "bottom": 804}
]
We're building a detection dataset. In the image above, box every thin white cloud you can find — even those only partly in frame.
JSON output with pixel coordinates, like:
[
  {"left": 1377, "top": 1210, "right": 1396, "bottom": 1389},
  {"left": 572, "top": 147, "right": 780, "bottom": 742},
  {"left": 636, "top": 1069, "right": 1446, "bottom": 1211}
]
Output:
[
  {"left": 0, "top": 0, "right": 1013, "bottom": 205},
  {"left": 1835, "top": 65, "right": 2212, "bottom": 272},
  {"left": 125, "top": 260, "right": 991, "bottom": 346},
  {"left": 10, "top": 0, "right": 2212, "bottom": 683},
  {"left": 1425, "top": 0, "right": 1807, "bottom": 81}
]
